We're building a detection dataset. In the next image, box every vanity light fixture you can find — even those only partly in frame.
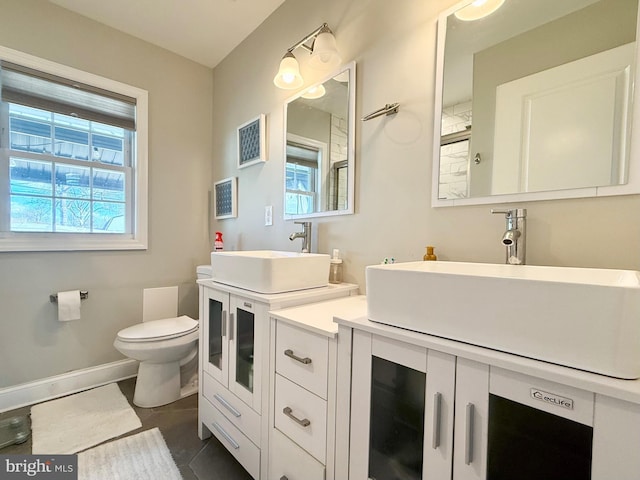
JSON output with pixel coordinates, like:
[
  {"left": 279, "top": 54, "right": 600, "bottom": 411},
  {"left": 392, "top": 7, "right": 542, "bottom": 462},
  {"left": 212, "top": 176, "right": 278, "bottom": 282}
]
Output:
[
  {"left": 273, "top": 23, "right": 341, "bottom": 90},
  {"left": 274, "top": 52, "right": 303, "bottom": 89},
  {"left": 454, "top": 0, "right": 505, "bottom": 21},
  {"left": 301, "top": 84, "right": 326, "bottom": 99}
]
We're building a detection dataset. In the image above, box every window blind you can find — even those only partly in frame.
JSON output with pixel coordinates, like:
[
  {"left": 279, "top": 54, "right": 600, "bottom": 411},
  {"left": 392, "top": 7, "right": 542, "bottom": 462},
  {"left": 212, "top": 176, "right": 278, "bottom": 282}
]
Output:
[
  {"left": 1, "top": 61, "right": 136, "bottom": 130},
  {"left": 286, "top": 142, "right": 320, "bottom": 168}
]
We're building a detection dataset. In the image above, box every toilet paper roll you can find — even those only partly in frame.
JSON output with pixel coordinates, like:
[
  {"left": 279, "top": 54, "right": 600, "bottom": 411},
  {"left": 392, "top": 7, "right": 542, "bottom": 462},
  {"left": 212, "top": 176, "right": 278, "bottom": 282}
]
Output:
[{"left": 57, "top": 290, "right": 81, "bottom": 322}]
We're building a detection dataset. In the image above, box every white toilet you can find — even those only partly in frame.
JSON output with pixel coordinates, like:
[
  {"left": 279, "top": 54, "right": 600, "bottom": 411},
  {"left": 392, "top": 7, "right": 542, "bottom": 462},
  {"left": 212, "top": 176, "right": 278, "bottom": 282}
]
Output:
[{"left": 113, "top": 266, "right": 212, "bottom": 408}]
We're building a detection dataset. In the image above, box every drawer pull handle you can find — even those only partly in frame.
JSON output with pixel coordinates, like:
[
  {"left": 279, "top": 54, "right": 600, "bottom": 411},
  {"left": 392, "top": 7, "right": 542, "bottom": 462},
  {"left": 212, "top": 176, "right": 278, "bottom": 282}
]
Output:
[
  {"left": 214, "top": 394, "right": 241, "bottom": 418},
  {"left": 283, "top": 406, "right": 311, "bottom": 427},
  {"left": 212, "top": 422, "right": 240, "bottom": 450},
  {"left": 222, "top": 311, "right": 227, "bottom": 337},
  {"left": 432, "top": 392, "right": 442, "bottom": 449},
  {"left": 284, "top": 349, "right": 312, "bottom": 365},
  {"left": 280, "top": 477, "right": 288, "bottom": 480},
  {"left": 465, "top": 403, "right": 475, "bottom": 465}
]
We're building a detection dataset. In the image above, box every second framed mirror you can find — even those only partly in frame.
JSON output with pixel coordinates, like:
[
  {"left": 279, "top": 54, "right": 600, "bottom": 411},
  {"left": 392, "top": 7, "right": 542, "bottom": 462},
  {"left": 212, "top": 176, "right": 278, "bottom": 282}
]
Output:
[{"left": 283, "top": 62, "right": 355, "bottom": 219}]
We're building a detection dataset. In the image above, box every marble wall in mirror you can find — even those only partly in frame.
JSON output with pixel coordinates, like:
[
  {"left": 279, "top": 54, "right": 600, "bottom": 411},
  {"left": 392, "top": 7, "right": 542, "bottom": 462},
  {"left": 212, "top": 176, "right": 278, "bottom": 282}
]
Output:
[
  {"left": 284, "top": 62, "right": 355, "bottom": 219},
  {"left": 432, "top": 0, "right": 640, "bottom": 206}
]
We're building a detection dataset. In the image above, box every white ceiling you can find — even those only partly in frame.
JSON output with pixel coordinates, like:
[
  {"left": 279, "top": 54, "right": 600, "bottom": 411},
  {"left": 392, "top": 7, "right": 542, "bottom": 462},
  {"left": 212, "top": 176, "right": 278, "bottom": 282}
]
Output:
[{"left": 48, "top": 0, "right": 286, "bottom": 68}]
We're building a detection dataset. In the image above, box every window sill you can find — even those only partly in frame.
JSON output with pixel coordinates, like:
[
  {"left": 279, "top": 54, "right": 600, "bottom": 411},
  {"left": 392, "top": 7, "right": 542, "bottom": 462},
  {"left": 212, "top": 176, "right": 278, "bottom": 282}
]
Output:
[{"left": 0, "top": 233, "right": 148, "bottom": 252}]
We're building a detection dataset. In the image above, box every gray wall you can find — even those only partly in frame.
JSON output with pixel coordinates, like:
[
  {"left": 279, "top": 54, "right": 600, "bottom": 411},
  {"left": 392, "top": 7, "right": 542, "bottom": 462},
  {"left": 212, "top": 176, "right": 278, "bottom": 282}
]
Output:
[
  {"left": 211, "top": 0, "right": 640, "bottom": 284},
  {"left": 287, "top": 102, "right": 331, "bottom": 146},
  {"left": 0, "top": 0, "right": 213, "bottom": 387}
]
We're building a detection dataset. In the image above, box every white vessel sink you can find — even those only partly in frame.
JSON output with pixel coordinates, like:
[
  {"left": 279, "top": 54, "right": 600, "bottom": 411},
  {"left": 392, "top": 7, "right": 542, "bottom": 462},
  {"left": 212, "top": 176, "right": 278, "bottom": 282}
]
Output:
[
  {"left": 210, "top": 250, "right": 330, "bottom": 294},
  {"left": 366, "top": 261, "right": 640, "bottom": 379}
]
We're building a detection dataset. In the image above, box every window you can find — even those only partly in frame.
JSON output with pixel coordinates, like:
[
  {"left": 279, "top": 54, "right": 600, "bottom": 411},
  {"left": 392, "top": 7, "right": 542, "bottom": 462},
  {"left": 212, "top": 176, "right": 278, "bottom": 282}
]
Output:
[
  {"left": 285, "top": 136, "right": 326, "bottom": 216},
  {"left": 0, "top": 46, "right": 148, "bottom": 251}
]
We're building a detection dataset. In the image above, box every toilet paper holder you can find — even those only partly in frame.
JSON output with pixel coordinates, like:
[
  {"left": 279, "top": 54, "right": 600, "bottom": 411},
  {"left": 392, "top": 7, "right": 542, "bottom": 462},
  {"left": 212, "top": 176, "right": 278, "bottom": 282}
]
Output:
[{"left": 50, "top": 291, "right": 89, "bottom": 303}]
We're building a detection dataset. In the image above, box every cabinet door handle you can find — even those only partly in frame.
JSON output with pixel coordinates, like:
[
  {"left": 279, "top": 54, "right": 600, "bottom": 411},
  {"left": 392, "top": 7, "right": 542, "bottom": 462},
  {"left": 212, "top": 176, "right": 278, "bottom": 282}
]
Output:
[
  {"left": 283, "top": 406, "right": 311, "bottom": 427},
  {"left": 280, "top": 477, "right": 288, "bottom": 480},
  {"left": 212, "top": 422, "right": 239, "bottom": 450},
  {"left": 432, "top": 392, "right": 442, "bottom": 449},
  {"left": 284, "top": 349, "right": 312, "bottom": 365},
  {"left": 213, "top": 393, "right": 241, "bottom": 418},
  {"left": 221, "top": 310, "right": 227, "bottom": 338},
  {"left": 465, "top": 403, "right": 475, "bottom": 465},
  {"left": 229, "top": 312, "right": 234, "bottom": 341}
]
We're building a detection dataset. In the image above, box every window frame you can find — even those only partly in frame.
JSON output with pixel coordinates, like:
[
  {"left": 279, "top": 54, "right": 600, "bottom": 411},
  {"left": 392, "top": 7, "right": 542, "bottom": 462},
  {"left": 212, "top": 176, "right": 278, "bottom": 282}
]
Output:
[
  {"left": 284, "top": 133, "right": 327, "bottom": 217},
  {"left": 0, "top": 45, "right": 148, "bottom": 252}
]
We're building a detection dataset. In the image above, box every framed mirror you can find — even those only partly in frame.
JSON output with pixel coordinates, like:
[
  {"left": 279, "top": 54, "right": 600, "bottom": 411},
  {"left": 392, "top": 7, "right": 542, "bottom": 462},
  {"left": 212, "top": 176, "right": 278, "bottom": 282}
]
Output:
[
  {"left": 283, "top": 62, "right": 355, "bottom": 219},
  {"left": 432, "top": 0, "right": 640, "bottom": 207}
]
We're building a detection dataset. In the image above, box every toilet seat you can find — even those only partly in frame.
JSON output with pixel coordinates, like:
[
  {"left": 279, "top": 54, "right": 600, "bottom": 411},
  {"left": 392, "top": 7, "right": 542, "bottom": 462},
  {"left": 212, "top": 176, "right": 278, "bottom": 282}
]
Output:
[{"left": 117, "top": 315, "right": 198, "bottom": 343}]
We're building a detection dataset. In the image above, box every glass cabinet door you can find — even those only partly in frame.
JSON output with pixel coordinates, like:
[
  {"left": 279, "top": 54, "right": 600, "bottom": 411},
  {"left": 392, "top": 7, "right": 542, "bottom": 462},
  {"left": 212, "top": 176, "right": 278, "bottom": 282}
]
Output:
[
  {"left": 487, "top": 394, "right": 593, "bottom": 480},
  {"left": 228, "top": 296, "right": 262, "bottom": 411},
  {"left": 209, "top": 298, "right": 223, "bottom": 370},
  {"left": 203, "top": 288, "right": 229, "bottom": 386},
  {"left": 349, "top": 332, "right": 455, "bottom": 480},
  {"left": 454, "top": 361, "right": 596, "bottom": 480},
  {"left": 234, "top": 306, "right": 255, "bottom": 393},
  {"left": 369, "top": 355, "right": 426, "bottom": 480}
]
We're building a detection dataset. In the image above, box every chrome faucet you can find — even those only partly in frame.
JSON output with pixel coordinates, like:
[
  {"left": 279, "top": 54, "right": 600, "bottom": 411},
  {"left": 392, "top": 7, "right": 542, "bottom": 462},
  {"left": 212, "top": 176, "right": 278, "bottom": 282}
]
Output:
[
  {"left": 289, "top": 221, "right": 312, "bottom": 253},
  {"left": 491, "top": 208, "right": 527, "bottom": 265}
]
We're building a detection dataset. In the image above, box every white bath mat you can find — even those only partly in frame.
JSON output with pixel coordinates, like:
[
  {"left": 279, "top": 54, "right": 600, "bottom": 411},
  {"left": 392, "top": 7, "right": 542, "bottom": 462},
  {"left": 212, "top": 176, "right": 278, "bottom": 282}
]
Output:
[
  {"left": 31, "top": 383, "right": 142, "bottom": 454},
  {"left": 78, "top": 427, "right": 182, "bottom": 480}
]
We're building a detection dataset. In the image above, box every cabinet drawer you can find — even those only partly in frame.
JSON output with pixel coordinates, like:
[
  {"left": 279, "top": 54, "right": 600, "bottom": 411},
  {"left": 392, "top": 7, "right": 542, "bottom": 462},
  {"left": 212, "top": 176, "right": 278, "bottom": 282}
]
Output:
[
  {"left": 274, "top": 373, "right": 327, "bottom": 463},
  {"left": 276, "top": 321, "right": 329, "bottom": 399},
  {"left": 201, "top": 396, "right": 260, "bottom": 480},
  {"left": 269, "top": 428, "right": 325, "bottom": 480},
  {"left": 202, "top": 372, "right": 261, "bottom": 445}
]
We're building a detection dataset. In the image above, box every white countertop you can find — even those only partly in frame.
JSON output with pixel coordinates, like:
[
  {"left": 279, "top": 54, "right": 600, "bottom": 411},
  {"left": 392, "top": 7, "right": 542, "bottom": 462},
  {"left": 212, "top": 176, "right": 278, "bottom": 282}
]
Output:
[
  {"left": 197, "top": 279, "right": 359, "bottom": 306},
  {"left": 270, "top": 295, "right": 367, "bottom": 338},
  {"left": 335, "top": 314, "right": 640, "bottom": 405}
]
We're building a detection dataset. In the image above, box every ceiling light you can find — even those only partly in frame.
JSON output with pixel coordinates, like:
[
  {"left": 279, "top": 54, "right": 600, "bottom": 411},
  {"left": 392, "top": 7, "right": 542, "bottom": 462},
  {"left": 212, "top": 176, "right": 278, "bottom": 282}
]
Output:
[
  {"left": 274, "top": 23, "right": 341, "bottom": 90},
  {"left": 454, "top": 0, "right": 505, "bottom": 21},
  {"left": 273, "top": 52, "right": 304, "bottom": 89},
  {"left": 301, "top": 84, "right": 326, "bottom": 99}
]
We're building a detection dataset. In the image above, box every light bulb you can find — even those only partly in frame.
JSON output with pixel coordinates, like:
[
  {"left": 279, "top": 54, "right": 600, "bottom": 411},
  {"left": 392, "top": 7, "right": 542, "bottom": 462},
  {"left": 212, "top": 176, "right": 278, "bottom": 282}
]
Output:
[
  {"left": 301, "top": 84, "right": 326, "bottom": 99},
  {"left": 274, "top": 52, "right": 304, "bottom": 89},
  {"left": 282, "top": 73, "right": 295, "bottom": 84},
  {"left": 454, "top": 0, "right": 505, "bottom": 21}
]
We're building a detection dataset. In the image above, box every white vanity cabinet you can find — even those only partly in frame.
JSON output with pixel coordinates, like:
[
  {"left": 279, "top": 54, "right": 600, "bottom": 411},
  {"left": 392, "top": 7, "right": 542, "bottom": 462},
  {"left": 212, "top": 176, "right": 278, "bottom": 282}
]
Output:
[
  {"left": 197, "top": 280, "right": 358, "bottom": 480},
  {"left": 337, "top": 317, "right": 640, "bottom": 480},
  {"left": 348, "top": 330, "right": 456, "bottom": 480},
  {"left": 453, "top": 360, "right": 640, "bottom": 480},
  {"left": 268, "top": 296, "right": 367, "bottom": 480}
]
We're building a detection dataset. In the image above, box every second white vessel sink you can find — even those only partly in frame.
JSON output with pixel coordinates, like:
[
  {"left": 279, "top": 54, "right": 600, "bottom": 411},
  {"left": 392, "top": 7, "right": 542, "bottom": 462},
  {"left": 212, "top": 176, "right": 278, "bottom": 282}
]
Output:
[
  {"left": 210, "top": 250, "right": 330, "bottom": 294},
  {"left": 366, "top": 261, "right": 640, "bottom": 379}
]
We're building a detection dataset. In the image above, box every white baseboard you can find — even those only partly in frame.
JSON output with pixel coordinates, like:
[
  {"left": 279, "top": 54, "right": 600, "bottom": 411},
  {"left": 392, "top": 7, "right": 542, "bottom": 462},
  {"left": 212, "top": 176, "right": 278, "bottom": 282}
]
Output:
[
  {"left": 180, "top": 384, "right": 198, "bottom": 399},
  {"left": 0, "top": 359, "right": 139, "bottom": 413}
]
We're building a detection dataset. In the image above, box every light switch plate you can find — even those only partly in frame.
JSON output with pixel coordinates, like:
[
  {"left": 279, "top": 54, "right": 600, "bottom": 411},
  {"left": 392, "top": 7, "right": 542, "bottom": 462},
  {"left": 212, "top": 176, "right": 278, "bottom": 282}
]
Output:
[{"left": 264, "top": 205, "right": 273, "bottom": 226}]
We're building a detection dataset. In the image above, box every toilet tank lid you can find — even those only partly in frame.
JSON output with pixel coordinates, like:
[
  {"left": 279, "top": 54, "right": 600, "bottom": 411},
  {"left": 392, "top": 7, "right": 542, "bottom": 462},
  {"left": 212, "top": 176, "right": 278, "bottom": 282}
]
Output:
[
  {"left": 197, "top": 265, "right": 213, "bottom": 278},
  {"left": 118, "top": 315, "right": 198, "bottom": 341}
]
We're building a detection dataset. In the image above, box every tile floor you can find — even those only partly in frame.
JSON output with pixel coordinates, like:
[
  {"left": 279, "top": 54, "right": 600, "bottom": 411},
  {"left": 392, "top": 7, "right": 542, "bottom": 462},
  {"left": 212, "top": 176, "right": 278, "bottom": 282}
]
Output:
[{"left": 0, "top": 378, "right": 253, "bottom": 480}]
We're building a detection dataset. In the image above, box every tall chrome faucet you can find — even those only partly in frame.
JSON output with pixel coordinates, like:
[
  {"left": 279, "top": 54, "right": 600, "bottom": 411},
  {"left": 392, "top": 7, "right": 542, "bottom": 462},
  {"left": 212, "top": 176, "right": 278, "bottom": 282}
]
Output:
[
  {"left": 289, "top": 221, "right": 312, "bottom": 253},
  {"left": 491, "top": 208, "right": 527, "bottom": 265}
]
